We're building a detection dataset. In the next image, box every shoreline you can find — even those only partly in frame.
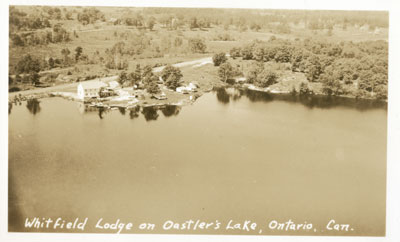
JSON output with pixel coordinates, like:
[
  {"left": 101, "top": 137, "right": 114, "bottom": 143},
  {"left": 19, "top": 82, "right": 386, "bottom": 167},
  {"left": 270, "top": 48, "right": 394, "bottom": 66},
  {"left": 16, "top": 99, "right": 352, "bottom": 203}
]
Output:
[
  {"left": 239, "top": 83, "right": 388, "bottom": 103},
  {"left": 9, "top": 82, "right": 387, "bottom": 112}
]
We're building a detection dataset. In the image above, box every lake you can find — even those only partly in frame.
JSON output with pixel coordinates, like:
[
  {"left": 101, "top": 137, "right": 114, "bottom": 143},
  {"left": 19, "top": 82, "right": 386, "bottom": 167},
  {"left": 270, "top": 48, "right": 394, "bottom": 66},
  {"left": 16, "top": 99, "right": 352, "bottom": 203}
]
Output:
[{"left": 8, "top": 88, "right": 387, "bottom": 236}]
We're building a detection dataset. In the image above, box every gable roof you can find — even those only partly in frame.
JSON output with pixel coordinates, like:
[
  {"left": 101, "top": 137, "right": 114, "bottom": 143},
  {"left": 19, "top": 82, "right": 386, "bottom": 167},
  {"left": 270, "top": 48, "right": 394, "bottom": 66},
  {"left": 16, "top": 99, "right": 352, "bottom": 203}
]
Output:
[
  {"left": 79, "top": 81, "right": 107, "bottom": 89},
  {"left": 108, "top": 81, "right": 120, "bottom": 88}
]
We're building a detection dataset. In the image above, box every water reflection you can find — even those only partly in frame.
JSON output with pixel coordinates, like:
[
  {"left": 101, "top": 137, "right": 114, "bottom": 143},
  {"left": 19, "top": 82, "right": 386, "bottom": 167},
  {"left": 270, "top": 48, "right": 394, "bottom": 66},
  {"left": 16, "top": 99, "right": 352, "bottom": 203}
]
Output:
[
  {"left": 216, "top": 88, "right": 229, "bottom": 104},
  {"left": 76, "top": 102, "right": 110, "bottom": 119},
  {"left": 161, "top": 105, "right": 181, "bottom": 117},
  {"left": 98, "top": 107, "right": 107, "bottom": 119},
  {"left": 129, "top": 106, "right": 140, "bottom": 120},
  {"left": 75, "top": 102, "right": 181, "bottom": 121},
  {"left": 77, "top": 102, "right": 100, "bottom": 114},
  {"left": 26, "top": 99, "right": 41, "bottom": 115},
  {"left": 141, "top": 106, "right": 159, "bottom": 121},
  {"left": 214, "top": 87, "right": 387, "bottom": 111},
  {"left": 118, "top": 107, "right": 126, "bottom": 115}
]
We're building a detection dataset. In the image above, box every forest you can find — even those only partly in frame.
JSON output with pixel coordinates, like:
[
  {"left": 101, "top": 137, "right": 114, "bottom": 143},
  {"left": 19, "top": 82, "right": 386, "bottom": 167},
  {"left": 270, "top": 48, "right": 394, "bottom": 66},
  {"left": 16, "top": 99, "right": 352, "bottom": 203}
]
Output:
[
  {"left": 8, "top": 6, "right": 388, "bottom": 100},
  {"left": 220, "top": 37, "right": 388, "bottom": 99}
]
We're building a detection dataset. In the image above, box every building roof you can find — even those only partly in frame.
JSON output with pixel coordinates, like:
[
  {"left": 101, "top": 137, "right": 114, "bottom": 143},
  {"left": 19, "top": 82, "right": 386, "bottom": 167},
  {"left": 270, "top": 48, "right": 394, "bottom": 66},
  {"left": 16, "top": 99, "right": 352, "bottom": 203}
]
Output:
[
  {"left": 108, "top": 81, "right": 120, "bottom": 88},
  {"left": 79, "top": 81, "right": 107, "bottom": 89}
]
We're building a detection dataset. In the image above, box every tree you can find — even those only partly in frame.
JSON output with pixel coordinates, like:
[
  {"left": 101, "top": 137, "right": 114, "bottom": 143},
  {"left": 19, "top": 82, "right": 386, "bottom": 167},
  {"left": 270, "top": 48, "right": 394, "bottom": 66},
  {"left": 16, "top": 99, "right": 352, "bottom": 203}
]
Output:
[
  {"left": 12, "top": 34, "right": 24, "bottom": 46},
  {"left": 256, "top": 69, "right": 278, "bottom": 88},
  {"left": 65, "top": 12, "right": 73, "bottom": 20},
  {"left": 304, "top": 55, "right": 322, "bottom": 82},
  {"left": 374, "top": 85, "right": 387, "bottom": 100},
  {"left": 77, "top": 7, "right": 105, "bottom": 25},
  {"left": 241, "top": 45, "right": 253, "bottom": 60},
  {"left": 15, "top": 74, "right": 22, "bottom": 83},
  {"left": 188, "top": 38, "right": 206, "bottom": 53},
  {"left": 250, "top": 23, "right": 261, "bottom": 31},
  {"left": 128, "top": 64, "right": 141, "bottom": 86},
  {"left": 146, "top": 17, "right": 156, "bottom": 30},
  {"left": 174, "top": 37, "right": 183, "bottom": 47},
  {"left": 189, "top": 17, "right": 198, "bottom": 29},
  {"left": 15, "top": 55, "right": 41, "bottom": 74},
  {"left": 140, "top": 65, "right": 160, "bottom": 93},
  {"left": 117, "top": 59, "right": 128, "bottom": 70},
  {"left": 212, "top": 52, "right": 227, "bottom": 66},
  {"left": 245, "top": 61, "right": 264, "bottom": 84},
  {"left": 75, "top": 46, "right": 83, "bottom": 61},
  {"left": 48, "top": 57, "right": 55, "bottom": 69},
  {"left": 321, "top": 78, "right": 343, "bottom": 95},
  {"left": 144, "top": 75, "right": 160, "bottom": 94},
  {"left": 320, "top": 67, "right": 343, "bottom": 95},
  {"left": 218, "top": 62, "right": 234, "bottom": 83},
  {"left": 299, "top": 82, "right": 312, "bottom": 95},
  {"left": 118, "top": 71, "right": 128, "bottom": 85},
  {"left": 161, "top": 65, "right": 183, "bottom": 89},
  {"left": 274, "top": 46, "right": 292, "bottom": 63},
  {"left": 229, "top": 47, "right": 241, "bottom": 59},
  {"left": 61, "top": 48, "right": 71, "bottom": 65},
  {"left": 30, "top": 72, "right": 40, "bottom": 85},
  {"left": 253, "top": 45, "right": 265, "bottom": 61},
  {"left": 142, "top": 65, "right": 153, "bottom": 79}
]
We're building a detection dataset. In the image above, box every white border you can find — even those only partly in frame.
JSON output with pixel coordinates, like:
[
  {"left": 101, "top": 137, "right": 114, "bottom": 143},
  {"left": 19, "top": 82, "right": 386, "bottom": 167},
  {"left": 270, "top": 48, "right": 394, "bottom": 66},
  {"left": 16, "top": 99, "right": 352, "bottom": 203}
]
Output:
[{"left": 1, "top": 1, "right": 399, "bottom": 242}]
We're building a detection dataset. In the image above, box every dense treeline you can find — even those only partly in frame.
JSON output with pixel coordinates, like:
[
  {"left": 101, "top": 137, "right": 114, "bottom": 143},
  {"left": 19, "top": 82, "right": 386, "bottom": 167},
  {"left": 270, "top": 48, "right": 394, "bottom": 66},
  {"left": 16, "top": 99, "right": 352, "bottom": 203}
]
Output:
[
  {"left": 77, "top": 7, "right": 105, "bottom": 25},
  {"left": 230, "top": 37, "right": 388, "bottom": 99},
  {"left": 139, "top": 8, "right": 388, "bottom": 31},
  {"left": 69, "top": 7, "right": 388, "bottom": 33},
  {"left": 10, "top": 6, "right": 388, "bottom": 32},
  {"left": 9, "top": 45, "right": 90, "bottom": 86},
  {"left": 9, "top": 6, "right": 76, "bottom": 32},
  {"left": 9, "top": 6, "right": 51, "bottom": 31},
  {"left": 9, "top": 6, "right": 388, "bottom": 49},
  {"left": 101, "top": 34, "right": 205, "bottom": 69},
  {"left": 10, "top": 23, "right": 71, "bottom": 47},
  {"left": 13, "top": 45, "right": 87, "bottom": 72}
]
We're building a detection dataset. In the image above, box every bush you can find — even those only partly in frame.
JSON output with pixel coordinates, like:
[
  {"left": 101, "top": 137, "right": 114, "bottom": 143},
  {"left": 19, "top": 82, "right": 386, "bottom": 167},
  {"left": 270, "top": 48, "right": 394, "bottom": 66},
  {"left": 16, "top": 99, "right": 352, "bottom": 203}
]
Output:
[
  {"left": 229, "top": 47, "right": 242, "bottom": 59},
  {"left": 299, "top": 82, "right": 313, "bottom": 95},
  {"left": 214, "top": 33, "right": 234, "bottom": 41},
  {"left": 374, "top": 85, "right": 387, "bottom": 100},
  {"left": 241, "top": 45, "right": 253, "bottom": 60}
]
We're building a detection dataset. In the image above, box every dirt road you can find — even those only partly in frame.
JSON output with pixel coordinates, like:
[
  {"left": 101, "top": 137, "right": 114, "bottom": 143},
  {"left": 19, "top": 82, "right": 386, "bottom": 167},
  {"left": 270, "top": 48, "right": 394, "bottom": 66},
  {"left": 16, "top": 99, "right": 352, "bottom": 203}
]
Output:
[
  {"left": 8, "top": 76, "right": 119, "bottom": 98},
  {"left": 153, "top": 57, "right": 213, "bottom": 72}
]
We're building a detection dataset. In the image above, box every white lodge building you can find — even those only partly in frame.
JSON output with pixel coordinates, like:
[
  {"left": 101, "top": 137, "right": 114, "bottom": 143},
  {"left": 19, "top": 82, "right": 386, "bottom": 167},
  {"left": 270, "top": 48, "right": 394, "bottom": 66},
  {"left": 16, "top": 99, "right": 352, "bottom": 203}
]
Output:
[{"left": 77, "top": 81, "right": 108, "bottom": 100}]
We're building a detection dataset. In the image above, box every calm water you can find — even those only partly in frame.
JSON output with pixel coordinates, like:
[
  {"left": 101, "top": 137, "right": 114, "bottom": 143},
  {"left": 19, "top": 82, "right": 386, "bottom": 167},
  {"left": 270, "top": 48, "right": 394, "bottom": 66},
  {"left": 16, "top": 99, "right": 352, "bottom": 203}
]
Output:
[{"left": 8, "top": 89, "right": 387, "bottom": 236}]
